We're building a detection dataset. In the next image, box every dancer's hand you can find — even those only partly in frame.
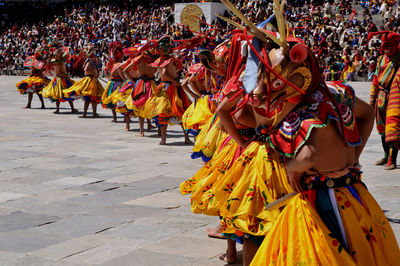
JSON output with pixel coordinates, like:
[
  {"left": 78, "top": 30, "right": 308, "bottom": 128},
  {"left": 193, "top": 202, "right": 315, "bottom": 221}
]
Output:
[
  {"left": 369, "top": 96, "right": 376, "bottom": 107},
  {"left": 287, "top": 170, "right": 303, "bottom": 193}
]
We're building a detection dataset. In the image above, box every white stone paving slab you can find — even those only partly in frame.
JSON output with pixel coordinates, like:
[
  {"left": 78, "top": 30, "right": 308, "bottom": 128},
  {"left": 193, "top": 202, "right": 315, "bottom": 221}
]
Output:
[
  {"left": 43, "top": 177, "right": 102, "bottom": 187},
  {"left": 0, "top": 192, "right": 28, "bottom": 203},
  {"left": 123, "top": 189, "right": 189, "bottom": 209}
]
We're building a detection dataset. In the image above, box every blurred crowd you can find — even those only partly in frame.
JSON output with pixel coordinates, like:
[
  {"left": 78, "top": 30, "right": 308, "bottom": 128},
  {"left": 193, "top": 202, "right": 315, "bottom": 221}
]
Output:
[{"left": 1, "top": 0, "right": 400, "bottom": 81}]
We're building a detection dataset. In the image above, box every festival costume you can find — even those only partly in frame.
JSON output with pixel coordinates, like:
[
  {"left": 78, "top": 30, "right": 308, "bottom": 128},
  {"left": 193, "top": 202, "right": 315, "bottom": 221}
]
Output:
[
  {"left": 17, "top": 54, "right": 50, "bottom": 95},
  {"left": 182, "top": 63, "right": 219, "bottom": 134},
  {"left": 141, "top": 56, "right": 191, "bottom": 126},
  {"left": 63, "top": 75, "right": 104, "bottom": 103},
  {"left": 102, "top": 41, "right": 124, "bottom": 110},
  {"left": 251, "top": 84, "right": 400, "bottom": 265},
  {"left": 386, "top": 70, "right": 400, "bottom": 145},
  {"left": 124, "top": 54, "right": 158, "bottom": 117},
  {"left": 369, "top": 32, "right": 400, "bottom": 168},
  {"left": 42, "top": 76, "right": 75, "bottom": 102},
  {"left": 16, "top": 72, "right": 50, "bottom": 95},
  {"left": 186, "top": 44, "right": 229, "bottom": 160},
  {"left": 181, "top": 31, "right": 293, "bottom": 249},
  {"left": 222, "top": 4, "right": 400, "bottom": 262},
  {"left": 101, "top": 78, "right": 122, "bottom": 109},
  {"left": 112, "top": 79, "right": 137, "bottom": 115},
  {"left": 63, "top": 57, "right": 104, "bottom": 103}
]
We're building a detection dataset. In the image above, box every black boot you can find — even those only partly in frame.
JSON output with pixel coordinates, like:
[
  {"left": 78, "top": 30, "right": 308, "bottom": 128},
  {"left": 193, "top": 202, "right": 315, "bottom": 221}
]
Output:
[{"left": 376, "top": 135, "right": 389, "bottom": 165}]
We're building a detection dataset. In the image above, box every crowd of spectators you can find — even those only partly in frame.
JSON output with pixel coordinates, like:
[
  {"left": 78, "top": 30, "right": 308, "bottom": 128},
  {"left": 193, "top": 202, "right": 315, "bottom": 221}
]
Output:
[{"left": 0, "top": 0, "right": 399, "bottom": 82}]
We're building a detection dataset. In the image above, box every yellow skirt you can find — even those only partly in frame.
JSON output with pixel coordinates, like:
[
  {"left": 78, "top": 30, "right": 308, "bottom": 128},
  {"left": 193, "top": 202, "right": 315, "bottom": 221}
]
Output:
[
  {"left": 16, "top": 76, "right": 50, "bottom": 95},
  {"left": 251, "top": 184, "right": 400, "bottom": 266},
  {"left": 110, "top": 80, "right": 135, "bottom": 114},
  {"left": 140, "top": 83, "right": 173, "bottom": 121},
  {"left": 180, "top": 136, "right": 239, "bottom": 216},
  {"left": 42, "top": 77, "right": 75, "bottom": 102},
  {"left": 182, "top": 95, "right": 214, "bottom": 132},
  {"left": 214, "top": 141, "right": 292, "bottom": 236},
  {"left": 125, "top": 79, "right": 158, "bottom": 117},
  {"left": 101, "top": 80, "right": 122, "bottom": 109},
  {"left": 63, "top": 76, "right": 104, "bottom": 103},
  {"left": 191, "top": 115, "right": 227, "bottom": 162}
]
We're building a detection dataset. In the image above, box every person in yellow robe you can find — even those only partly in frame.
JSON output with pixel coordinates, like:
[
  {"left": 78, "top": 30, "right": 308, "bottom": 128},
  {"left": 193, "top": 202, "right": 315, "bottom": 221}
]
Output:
[{"left": 63, "top": 46, "right": 104, "bottom": 118}]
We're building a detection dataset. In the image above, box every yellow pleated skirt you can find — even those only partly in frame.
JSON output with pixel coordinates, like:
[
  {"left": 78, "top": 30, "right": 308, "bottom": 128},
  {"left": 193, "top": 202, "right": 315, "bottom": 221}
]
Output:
[
  {"left": 16, "top": 76, "right": 50, "bottom": 95},
  {"left": 101, "top": 80, "right": 122, "bottom": 109},
  {"left": 191, "top": 115, "right": 227, "bottom": 161},
  {"left": 42, "top": 77, "right": 75, "bottom": 102},
  {"left": 125, "top": 79, "right": 158, "bottom": 117},
  {"left": 251, "top": 184, "right": 400, "bottom": 266},
  {"left": 182, "top": 95, "right": 214, "bottom": 131},
  {"left": 110, "top": 80, "right": 135, "bottom": 114},
  {"left": 63, "top": 76, "right": 104, "bottom": 103},
  {"left": 214, "top": 141, "right": 292, "bottom": 236},
  {"left": 140, "top": 83, "right": 173, "bottom": 120},
  {"left": 180, "top": 135, "right": 239, "bottom": 216}
]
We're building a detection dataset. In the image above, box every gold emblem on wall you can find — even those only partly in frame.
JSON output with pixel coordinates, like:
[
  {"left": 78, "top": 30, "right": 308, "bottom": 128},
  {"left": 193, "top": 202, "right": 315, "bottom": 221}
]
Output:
[{"left": 180, "top": 4, "right": 204, "bottom": 32}]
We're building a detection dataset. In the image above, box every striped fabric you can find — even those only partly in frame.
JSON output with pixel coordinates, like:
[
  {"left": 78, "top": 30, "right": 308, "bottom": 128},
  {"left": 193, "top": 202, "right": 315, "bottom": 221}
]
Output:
[
  {"left": 386, "top": 70, "right": 400, "bottom": 143},
  {"left": 370, "top": 54, "right": 400, "bottom": 98}
]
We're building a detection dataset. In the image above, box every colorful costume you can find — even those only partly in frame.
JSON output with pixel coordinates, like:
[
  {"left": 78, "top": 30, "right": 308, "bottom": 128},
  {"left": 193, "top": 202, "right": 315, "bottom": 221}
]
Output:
[
  {"left": 101, "top": 78, "right": 123, "bottom": 109},
  {"left": 182, "top": 63, "right": 218, "bottom": 134},
  {"left": 16, "top": 69, "right": 50, "bottom": 95},
  {"left": 42, "top": 47, "right": 75, "bottom": 103},
  {"left": 63, "top": 58, "right": 104, "bottom": 103},
  {"left": 42, "top": 76, "right": 75, "bottom": 102},
  {"left": 181, "top": 31, "right": 292, "bottom": 249},
  {"left": 125, "top": 54, "right": 158, "bottom": 117},
  {"left": 186, "top": 44, "right": 229, "bottom": 161},
  {"left": 369, "top": 32, "right": 400, "bottom": 169},
  {"left": 251, "top": 83, "right": 400, "bottom": 265},
  {"left": 17, "top": 53, "right": 49, "bottom": 95},
  {"left": 386, "top": 69, "right": 400, "bottom": 145},
  {"left": 142, "top": 55, "right": 191, "bottom": 126},
  {"left": 63, "top": 75, "right": 104, "bottom": 103},
  {"left": 101, "top": 41, "right": 124, "bottom": 110},
  {"left": 112, "top": 78, "right": 137, "bottom": 114}
]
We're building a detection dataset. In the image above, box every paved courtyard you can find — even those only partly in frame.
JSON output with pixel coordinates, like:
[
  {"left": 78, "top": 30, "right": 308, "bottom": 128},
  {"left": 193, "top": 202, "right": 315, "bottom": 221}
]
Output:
[{"left": 0, "top": 76, "right": 399, "bottom": 265}]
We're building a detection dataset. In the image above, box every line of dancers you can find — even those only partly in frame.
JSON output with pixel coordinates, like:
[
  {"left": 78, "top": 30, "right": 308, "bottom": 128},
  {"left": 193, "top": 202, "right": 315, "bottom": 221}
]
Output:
[{"left": 16, "top": 1, "right": 399, "bottom": 265}]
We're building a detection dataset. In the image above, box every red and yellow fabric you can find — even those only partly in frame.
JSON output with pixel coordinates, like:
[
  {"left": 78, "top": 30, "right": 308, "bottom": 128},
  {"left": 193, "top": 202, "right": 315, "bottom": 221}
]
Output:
[
  {"left": 370, "top": 54, "right": 400, "bottom": 134},
  {"left": 125, "top": 79, "right": 158, "bottom": 117},
  {"left": 16, "top": 75, "right": 50, "bottom": 95},
  {"left": 63, "top": 76, "right": 104, "bottom": 103},
  {"left": 251, "top": 184, "right": 400, "bottom": 265},
  {"left": 141, "top": 82, "right": 191, "bottom": 125},
  {"left": 182, "top": 95, "right": 214, "bottom": 132},
  {"left": 386, "top": 70, "right": 400, "bottom": 143},
  {"left": 42, "top": 76, "right": 75, "bottom": 102}
]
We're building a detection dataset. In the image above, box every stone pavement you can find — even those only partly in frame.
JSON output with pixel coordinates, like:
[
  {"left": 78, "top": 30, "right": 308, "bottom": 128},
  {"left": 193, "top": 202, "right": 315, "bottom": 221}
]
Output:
[{"left": 0, "top": 76, "right": 399, "bottom": 266}]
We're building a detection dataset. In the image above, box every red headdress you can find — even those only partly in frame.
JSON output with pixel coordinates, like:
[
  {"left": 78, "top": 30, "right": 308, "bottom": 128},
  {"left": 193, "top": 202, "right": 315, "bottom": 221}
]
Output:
[
  {"left": 108, "top": 41, "right": 124, "bottom": 62},
  {"left": 367, "top": 31, "right": 400, "bottom": 57}
]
